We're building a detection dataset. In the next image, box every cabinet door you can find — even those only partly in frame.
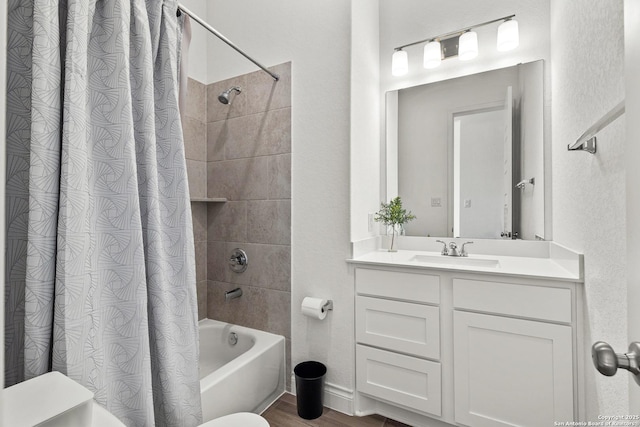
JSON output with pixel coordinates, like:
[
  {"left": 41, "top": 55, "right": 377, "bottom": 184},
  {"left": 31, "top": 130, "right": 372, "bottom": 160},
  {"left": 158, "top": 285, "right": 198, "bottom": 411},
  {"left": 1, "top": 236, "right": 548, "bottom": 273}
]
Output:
[{"left": 454, "top": 311, "right": 574, "bottom": 426}]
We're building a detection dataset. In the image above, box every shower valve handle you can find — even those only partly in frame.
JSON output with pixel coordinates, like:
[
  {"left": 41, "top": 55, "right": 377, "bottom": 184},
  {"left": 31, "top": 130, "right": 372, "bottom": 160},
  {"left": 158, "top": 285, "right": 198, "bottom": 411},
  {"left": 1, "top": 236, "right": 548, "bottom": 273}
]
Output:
[{"left": 228, "top": 248, "right": 248, "bottom": 273}]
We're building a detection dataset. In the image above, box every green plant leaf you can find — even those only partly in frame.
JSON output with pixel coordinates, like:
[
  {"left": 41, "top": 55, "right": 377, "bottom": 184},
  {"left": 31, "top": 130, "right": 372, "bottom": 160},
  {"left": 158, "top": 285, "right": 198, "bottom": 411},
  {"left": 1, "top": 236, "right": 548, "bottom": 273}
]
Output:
[{"left": 374, "top": 196, "right": 416, "bottom": 227}]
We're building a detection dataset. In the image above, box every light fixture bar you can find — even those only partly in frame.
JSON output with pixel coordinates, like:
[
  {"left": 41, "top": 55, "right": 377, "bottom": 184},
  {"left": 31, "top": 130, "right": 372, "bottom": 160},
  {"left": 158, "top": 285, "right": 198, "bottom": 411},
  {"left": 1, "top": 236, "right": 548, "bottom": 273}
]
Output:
[{"left": 393, "top": 14, "right": 516, "bottom": 51}]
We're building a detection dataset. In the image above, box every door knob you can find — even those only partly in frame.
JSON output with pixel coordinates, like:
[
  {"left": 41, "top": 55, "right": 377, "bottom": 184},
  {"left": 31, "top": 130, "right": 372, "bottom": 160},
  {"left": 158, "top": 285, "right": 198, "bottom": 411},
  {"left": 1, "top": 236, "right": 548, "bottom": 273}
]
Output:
[{"left": 592, "top": 341, "right": 640, "bottom": 385}]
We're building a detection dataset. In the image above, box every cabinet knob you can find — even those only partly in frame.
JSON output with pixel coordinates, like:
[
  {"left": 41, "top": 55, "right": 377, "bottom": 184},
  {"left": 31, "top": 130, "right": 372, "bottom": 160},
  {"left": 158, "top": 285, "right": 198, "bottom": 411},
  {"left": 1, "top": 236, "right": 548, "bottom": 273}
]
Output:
[{"left": 592, "top": 341, "right": 640, "bottom": 385}]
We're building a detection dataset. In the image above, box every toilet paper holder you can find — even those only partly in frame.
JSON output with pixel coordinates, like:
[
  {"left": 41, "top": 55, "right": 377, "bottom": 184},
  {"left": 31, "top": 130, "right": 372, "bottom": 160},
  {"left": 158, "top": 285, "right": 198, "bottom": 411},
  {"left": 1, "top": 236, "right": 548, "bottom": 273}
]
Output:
[{"left": 322, "top": 300, "right": 333, "bottom": 313}]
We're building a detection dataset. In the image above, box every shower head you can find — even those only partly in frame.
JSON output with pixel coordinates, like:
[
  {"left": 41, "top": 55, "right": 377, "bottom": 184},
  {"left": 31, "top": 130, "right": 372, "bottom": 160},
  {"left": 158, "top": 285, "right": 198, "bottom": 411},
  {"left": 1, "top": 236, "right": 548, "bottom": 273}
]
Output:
[{"left": 218, "top": 86, "right": 242, "bottom": 105}]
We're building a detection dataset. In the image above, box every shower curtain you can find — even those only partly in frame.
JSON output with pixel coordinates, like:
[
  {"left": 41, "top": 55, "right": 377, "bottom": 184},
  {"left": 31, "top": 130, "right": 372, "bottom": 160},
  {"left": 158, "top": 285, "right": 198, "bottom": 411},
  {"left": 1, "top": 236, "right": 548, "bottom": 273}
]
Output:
[{"left": 5, "top": 1, "right": 202, "bottom": 426}]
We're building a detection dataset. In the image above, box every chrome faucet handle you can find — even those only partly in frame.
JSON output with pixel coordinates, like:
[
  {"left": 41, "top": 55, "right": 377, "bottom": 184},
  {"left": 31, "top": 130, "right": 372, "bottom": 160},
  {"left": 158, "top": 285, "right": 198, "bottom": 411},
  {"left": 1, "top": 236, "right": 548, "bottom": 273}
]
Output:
[
  {"left": 435, "top": 240, "right": 448, "bottom": 256},
  {"left": 461, "top": 241, "right": 474, "bottom": 257}
]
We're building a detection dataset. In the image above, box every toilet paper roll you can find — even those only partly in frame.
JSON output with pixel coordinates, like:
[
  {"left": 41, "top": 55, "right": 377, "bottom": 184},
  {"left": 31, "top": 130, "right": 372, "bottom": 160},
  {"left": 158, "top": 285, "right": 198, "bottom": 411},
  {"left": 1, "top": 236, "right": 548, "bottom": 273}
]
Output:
[{"left": 301, "top": 297, "right": 328, "bottom": 320}]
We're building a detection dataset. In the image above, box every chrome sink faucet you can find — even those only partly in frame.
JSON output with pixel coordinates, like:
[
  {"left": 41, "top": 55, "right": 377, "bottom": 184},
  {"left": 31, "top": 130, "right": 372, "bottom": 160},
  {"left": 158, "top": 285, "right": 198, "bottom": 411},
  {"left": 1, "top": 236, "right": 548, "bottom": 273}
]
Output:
[{"left": 435, "top": 240, "right": 474, "bottom": 257}]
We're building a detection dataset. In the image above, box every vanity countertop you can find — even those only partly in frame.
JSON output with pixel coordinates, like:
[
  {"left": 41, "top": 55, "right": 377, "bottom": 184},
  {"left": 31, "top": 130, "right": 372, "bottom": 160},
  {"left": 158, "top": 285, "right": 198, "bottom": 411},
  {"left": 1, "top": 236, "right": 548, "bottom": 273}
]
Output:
[{"left": 347, "top": 249, "right": 583, "bottom": 282}]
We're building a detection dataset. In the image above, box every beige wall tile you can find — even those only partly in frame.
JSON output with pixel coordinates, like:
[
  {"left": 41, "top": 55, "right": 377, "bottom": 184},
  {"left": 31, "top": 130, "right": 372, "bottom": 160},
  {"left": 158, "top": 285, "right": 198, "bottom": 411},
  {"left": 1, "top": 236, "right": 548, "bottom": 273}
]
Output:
[
  {"left": 207, "top": 157, "right": 269, "bottom": 201},
  {"left": 206, "top": 240, "right": 227, "bottom": 283},
  {"left": 207, "top": 75, "right": 246, "bottom": 122},
  {"left": 197, "top": 280, "right": 208, "bottom": 320},
  {"left": 190, "top": 202, "right": 208, "bottom": 241},
  {"left": 186, "top": 159, "right": 207, "bottom": 199},
  {"left": 241, "top": 63, "right": 292, "bottom": 116},
  {"left": 206, "top": 62, "right": 291, "bottom": 122},
  {"left": 207, "top": 121, "right": 226, "bottom": 162},
  {"left": 207, "top": 281, "right": 290, "bottom": 338},
  {"left": 207, "top": 201, "right": 247, "bottom": 242},
  {"left": 268, "top": 154, "right": 292, "bottom": 200},
  {"left": 207, "top": 242, "right": 290, "bottom": 291},
  {"left": 247, "top": 200, "right": 291, "bottom": 245},
  {"left": 195, "top": 241, "right": 207, "bottom": 283},
  {"left": 186, "top": 78, "right": 206, "bottom": 122},
  {"left": 183, "top": 116, "right": 206, "bottom": 160},
  {"left": 223, "top": 108, "right": 291, "bottom": 160}
]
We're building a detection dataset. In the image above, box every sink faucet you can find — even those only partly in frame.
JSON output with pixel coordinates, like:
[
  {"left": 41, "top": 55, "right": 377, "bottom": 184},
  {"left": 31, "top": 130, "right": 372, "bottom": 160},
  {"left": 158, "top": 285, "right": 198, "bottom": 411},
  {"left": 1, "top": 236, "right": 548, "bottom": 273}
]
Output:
[{"left": 436, "top": 240, "right": 474, "bottom": 257}]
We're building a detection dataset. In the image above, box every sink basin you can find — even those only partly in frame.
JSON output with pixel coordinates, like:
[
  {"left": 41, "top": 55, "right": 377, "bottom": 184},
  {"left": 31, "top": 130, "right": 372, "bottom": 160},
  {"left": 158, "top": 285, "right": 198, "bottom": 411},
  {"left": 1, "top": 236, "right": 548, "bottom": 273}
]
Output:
[{"left": 410, "top": 254, "right": 500, "bottom": 268}]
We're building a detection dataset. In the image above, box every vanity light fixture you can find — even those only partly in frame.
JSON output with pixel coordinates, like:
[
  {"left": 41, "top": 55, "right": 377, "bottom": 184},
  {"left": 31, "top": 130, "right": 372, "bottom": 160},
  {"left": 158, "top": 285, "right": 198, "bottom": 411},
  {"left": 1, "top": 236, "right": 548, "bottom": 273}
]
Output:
[
  {"left": 497, "top": 18, "right": 519, "bottom": 51},
  {"left": 391, "top": 14, "right": 518, "bottom": 75},
  {"left": 458, "top": 30, "right": 478, "bottom": 60},
  {"left": 391, "top": 49, "right": 409, "bottom": 76},
  {"left": 423, "top": 40, "right": 442, "bottom": 69}
]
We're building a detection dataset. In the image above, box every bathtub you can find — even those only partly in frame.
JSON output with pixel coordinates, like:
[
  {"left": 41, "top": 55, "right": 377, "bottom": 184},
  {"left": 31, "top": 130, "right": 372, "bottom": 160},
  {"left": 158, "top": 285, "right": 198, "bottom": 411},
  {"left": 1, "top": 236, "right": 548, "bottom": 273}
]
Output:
[{"left": 198, "top": 319, "right": 285, "bottom": 423}]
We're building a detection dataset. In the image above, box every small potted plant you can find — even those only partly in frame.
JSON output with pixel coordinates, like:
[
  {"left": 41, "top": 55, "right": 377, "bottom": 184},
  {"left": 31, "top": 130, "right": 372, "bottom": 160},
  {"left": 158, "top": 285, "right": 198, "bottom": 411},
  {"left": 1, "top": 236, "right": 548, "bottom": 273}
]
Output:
[{"left": 374, "top": 196, "right": 416, "bottom": 252}]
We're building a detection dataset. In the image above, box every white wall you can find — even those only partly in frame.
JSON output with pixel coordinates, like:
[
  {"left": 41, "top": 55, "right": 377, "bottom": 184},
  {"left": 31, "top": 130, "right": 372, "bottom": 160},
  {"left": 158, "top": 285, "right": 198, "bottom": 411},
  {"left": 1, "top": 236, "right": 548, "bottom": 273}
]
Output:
[
  {"left": 205, "top": 0, "right": 356, "bottom": 408},
  {"left": 550, "top": 0, "right": 628, "bottom": 417},
  {"left": 350, "top": 0, "right": 380, "bottom": 242},
  {"left": 180, "top": 0, "right": 208, "bottom": 83},
  {"left": 625, "top": 0, "right": 640, "bottom": 410}
]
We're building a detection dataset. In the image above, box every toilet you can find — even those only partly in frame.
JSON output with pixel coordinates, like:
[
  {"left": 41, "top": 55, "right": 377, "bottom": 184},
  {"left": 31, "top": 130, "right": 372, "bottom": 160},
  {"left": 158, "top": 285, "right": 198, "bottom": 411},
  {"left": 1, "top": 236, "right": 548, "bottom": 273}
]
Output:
[
  {"left": 199, "top": 412, "right": 270, "bottom": 427},
  {"left": 3, "top": 371, "right": 268, "bottom": 427}
]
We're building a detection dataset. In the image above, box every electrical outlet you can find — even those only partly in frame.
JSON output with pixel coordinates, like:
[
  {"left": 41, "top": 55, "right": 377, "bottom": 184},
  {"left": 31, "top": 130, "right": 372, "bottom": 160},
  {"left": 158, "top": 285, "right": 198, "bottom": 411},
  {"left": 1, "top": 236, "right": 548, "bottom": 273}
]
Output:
[
  {"left": 464, "top": 199, "right": 472, "bottom": 208},
  {"left": 368, "top": 213, "right": 374, "bottom": 233},
  {"left": 431, "top": 197, "right": 441, "bottom": 207}
]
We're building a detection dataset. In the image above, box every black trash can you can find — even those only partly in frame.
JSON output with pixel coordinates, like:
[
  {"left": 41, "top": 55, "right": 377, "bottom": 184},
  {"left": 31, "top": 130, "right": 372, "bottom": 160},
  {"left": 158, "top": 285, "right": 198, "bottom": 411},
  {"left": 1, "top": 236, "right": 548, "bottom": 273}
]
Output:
[{"left": 294, "top": 361, "right": 327, "bottom": 420}]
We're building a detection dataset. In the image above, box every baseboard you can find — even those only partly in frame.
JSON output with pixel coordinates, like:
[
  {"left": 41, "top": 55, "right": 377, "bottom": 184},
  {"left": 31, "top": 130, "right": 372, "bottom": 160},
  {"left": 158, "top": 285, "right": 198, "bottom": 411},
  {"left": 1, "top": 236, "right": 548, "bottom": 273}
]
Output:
[{"left": 290, "top": 374, "right": 354, "bottom": 415}]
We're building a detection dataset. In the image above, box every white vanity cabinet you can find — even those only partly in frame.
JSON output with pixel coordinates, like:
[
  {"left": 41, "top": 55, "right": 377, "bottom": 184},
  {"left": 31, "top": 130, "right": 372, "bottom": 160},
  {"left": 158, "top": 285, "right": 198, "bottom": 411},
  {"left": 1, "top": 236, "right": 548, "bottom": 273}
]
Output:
[{"left": 353, "top": 265, "right": 583, "bottom": 427}]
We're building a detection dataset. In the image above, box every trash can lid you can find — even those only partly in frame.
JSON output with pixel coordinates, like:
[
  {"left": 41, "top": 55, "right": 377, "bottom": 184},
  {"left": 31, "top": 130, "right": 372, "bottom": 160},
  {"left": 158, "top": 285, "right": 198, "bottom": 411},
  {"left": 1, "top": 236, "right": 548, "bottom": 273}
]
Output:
[{"left": 294, "top": 361, "right": 327, "bottom": 379}]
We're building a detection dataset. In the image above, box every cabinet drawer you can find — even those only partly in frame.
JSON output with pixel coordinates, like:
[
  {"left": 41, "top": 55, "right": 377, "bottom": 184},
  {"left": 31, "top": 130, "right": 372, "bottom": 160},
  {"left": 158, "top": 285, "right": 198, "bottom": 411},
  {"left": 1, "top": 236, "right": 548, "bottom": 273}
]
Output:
[
  {"left": 356, "top": 296, "right": 440, "bottom": 359},
  {"left": 356, "top": 268, "right": 440, "bottom": 304},
  {"left": 453, "top": 278, "right": 572, "bottom": 323},
  {"left": 356, "top": 344, "right": 441, "bottom": 416}
]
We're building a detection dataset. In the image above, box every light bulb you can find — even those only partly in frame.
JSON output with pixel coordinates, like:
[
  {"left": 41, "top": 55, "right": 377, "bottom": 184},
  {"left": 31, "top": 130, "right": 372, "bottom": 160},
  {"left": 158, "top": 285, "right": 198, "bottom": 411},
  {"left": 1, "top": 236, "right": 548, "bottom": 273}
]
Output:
[
  {"left": 458, "top": 31, "right": 478, "bottom": 60},
  {"left": 391, "top": 50, "right": 408, "bottom": 76},
  {"left": 497, "top": 19, "right": 519, "bottom": 51},
  {"left": 423, "top": 40, "right": 441, "bottom": 69}
]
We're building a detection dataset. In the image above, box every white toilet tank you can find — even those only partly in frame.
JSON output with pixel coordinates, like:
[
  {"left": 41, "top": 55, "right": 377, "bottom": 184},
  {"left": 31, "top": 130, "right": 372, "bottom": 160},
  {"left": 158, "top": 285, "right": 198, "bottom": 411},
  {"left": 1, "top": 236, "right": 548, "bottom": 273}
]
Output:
[{"left": 3, "top": 371, "right": 94, "bottom": 427}]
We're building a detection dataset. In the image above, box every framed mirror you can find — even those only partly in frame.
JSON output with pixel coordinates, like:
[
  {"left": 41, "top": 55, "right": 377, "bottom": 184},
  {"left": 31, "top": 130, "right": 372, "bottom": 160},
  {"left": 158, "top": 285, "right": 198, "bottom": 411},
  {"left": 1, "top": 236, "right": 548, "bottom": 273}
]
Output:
[{"left": 385, "top": 60, "right": 544, "bottom": 240}]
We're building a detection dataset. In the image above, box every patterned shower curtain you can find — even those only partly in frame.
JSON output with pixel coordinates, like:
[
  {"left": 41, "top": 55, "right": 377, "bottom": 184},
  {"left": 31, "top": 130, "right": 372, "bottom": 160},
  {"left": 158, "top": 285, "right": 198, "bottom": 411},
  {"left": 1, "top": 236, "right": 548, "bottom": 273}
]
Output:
[{"left": 5, "top": 1, "right": 202, "bottom": 426}]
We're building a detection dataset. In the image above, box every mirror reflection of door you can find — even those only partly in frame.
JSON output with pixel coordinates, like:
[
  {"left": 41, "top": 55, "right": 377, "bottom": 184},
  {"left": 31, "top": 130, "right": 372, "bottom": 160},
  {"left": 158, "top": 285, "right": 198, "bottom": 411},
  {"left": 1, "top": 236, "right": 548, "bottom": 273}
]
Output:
[{"left": 453, "top": 104, "right": 507, "bottom": 239}]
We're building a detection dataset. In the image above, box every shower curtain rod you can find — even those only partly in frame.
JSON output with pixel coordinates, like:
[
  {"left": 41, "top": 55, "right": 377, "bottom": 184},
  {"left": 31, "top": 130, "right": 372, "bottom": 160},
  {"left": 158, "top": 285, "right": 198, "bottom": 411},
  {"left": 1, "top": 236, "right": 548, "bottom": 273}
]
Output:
[{"left": 177, "top": 3, "right": 280, "bottom": 81}]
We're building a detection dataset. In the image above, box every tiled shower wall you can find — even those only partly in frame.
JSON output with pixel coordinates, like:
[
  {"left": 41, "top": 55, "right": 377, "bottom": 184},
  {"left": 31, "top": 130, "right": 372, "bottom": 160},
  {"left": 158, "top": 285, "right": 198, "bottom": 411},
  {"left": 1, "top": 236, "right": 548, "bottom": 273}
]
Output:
[{"left": 184, "top": 62, "right": 292, "bottom": 382}]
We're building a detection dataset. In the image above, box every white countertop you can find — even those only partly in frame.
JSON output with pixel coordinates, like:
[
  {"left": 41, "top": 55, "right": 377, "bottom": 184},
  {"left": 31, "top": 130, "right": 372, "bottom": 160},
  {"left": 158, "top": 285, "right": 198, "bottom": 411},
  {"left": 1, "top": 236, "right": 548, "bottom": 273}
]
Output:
[{"left": 347, "top": 248, "right": 583, "bottom": 282}]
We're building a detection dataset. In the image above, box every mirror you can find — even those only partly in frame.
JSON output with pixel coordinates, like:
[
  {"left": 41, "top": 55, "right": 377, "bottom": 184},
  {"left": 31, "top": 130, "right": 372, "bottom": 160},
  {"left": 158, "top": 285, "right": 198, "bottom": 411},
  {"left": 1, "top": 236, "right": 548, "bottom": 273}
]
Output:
[{"left": 386, "top": 60, "right": 544, "bottom": 240}]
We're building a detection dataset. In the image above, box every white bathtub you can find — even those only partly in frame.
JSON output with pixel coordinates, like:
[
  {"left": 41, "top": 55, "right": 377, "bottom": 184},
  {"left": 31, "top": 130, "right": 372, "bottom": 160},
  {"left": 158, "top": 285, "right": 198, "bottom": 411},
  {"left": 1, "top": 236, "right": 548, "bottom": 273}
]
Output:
[{"left": 198, "top": 319, "right": 285, "bottom": 423}]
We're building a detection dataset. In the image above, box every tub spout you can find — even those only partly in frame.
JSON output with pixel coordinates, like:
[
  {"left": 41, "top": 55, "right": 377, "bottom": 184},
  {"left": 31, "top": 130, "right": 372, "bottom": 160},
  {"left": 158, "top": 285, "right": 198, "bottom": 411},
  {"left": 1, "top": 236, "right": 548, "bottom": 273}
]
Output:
[{"left": 225, "top": 287, "right": 243, "bottom": 302}]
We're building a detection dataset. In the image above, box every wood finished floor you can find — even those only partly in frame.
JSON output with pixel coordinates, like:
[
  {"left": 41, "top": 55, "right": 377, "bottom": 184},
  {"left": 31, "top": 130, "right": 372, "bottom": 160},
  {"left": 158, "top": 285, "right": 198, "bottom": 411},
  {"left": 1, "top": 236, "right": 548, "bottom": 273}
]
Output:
[{"left": 261, "top": 393, "right": 411, "bottom": 427}]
